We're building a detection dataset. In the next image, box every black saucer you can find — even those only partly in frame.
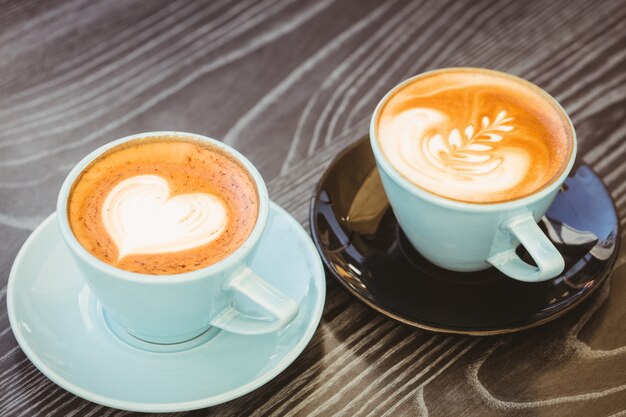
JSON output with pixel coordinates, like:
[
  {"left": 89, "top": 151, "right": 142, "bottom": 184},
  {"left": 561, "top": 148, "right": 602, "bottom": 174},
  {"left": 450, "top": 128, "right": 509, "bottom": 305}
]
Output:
[{"left": 310, "top": 136, "right": 621, "bottom": 335}]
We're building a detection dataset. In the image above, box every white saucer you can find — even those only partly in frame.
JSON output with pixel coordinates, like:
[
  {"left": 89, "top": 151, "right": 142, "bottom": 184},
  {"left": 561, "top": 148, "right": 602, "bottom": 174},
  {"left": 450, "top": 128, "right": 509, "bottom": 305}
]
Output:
[{"left": 7, "top": 202, "right": 325, "bottom": 412}]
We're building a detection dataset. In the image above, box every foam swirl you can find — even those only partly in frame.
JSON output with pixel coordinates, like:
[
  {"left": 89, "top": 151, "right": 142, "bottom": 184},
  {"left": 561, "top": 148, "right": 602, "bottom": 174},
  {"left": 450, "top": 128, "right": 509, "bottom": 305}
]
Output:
[
  {"left": 421, "top": 110, "right": 513, "bottom": 174},
  {"left": 375, "top": 69, "right": 575, "bottom": 203},
  {"left": 102, "top": 175, "right": 227, "bottom": 259},
  {"left": 379, "top": 107, "right": 530, "bottom": 202}
]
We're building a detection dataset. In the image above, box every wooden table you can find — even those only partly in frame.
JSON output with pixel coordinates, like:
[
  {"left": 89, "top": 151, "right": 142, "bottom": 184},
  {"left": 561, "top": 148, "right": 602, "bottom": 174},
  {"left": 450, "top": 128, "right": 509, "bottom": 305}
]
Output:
[{"left": 1, "top": 0, "right": 625, "bottom": 415}]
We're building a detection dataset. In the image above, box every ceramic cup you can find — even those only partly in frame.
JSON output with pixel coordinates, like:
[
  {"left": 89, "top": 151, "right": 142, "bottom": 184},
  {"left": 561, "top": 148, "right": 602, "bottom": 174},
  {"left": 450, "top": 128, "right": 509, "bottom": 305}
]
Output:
[
  {"left": 57, "top": 132, "right": 299, "bottom": 344},
  {"left": 370, "top": 72, "right": 577, "bottom": 283}
]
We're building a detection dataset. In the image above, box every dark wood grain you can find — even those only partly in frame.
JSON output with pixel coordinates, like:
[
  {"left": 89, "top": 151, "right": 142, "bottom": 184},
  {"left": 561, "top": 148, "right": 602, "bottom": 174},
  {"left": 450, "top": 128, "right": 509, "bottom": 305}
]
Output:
[{"left": 1, "top": 0, "right": 625, "bottom": 415}]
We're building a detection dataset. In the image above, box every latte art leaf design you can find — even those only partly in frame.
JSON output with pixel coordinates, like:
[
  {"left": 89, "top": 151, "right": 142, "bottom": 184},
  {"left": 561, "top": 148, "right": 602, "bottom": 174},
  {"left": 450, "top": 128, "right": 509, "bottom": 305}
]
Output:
[{"left": 423, "top": 110, "right": 514, "bottom": 177}]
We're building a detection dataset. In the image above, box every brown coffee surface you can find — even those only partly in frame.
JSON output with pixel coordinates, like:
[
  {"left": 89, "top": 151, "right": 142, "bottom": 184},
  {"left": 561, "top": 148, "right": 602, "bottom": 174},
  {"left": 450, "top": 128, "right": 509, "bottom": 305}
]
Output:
[
  {"left": 375, "top": 68, "right": 574, "bottom": 203},
  {"left": 68, "top": 135, "right": 259, "bottom": 275}
]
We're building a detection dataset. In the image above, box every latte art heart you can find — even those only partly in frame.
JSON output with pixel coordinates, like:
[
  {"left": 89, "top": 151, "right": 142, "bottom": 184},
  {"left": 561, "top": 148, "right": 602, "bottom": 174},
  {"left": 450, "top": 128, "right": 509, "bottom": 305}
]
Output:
[{"left": 102, "top": 175, "right": 228, "bottom": 258}]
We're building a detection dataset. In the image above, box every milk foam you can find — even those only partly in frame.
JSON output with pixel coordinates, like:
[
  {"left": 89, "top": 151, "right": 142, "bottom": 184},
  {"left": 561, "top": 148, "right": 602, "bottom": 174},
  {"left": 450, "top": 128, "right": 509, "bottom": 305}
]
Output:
[
  {"left": 372, "top": 67, "right": 577, "bottom": 203},
  {"left": 102, "top": 175, "right": 228, "bottom": 258},
  {"left": 380, "top": 107, "right": 530, "bottom": 201}
]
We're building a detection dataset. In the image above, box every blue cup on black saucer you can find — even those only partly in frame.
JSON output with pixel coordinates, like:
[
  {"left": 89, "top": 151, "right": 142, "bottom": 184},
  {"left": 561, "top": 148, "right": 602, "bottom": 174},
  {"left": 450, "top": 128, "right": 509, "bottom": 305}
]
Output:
[{"left": 370, "top": 68, "right": 577, "bottom": 283}]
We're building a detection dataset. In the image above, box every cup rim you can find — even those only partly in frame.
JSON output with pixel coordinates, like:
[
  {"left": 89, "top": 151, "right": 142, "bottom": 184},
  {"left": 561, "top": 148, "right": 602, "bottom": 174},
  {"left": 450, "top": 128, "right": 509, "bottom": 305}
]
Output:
[
  {"left": 56, "top": 131, "right": 270, "bottom": 284},
  {"left": 369, "top": 67, "right": 578, "bottom": 212}
]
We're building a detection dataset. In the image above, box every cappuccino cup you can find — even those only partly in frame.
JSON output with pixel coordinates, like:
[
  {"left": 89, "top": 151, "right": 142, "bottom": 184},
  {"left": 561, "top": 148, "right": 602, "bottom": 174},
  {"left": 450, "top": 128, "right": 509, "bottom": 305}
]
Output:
[
  {"left": 370, "top": 68, "right": 577, "bottom": 282},
  {"left": 57, "top": 132, "right": 299, "bottom": 344}
]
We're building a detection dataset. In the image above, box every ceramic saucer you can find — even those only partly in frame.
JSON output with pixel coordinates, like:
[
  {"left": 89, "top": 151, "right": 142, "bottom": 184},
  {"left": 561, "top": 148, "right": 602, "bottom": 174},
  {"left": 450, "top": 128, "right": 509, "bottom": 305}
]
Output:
[
  {"left": 8, "top": 202, "right": 325, "bottom": 412},
  {"left": 310, "top": 136, "right": 620, "bottom": 336}
]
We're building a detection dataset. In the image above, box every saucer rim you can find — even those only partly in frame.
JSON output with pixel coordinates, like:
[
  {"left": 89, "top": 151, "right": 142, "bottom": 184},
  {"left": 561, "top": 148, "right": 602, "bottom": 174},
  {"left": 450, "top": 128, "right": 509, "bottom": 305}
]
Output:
[
  {"left": 7, "top": 201, "right": 326, "bottom": 412},
  {"left": 309, "top": 136, "right": 621, "bottom": 336}
]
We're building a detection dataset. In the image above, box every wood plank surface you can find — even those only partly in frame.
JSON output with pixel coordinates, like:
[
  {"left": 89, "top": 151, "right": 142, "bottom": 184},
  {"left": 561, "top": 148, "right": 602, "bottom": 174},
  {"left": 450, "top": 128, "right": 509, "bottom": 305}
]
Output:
[{"left": 0, "top": 0, "right": 625, "bottom": 415}]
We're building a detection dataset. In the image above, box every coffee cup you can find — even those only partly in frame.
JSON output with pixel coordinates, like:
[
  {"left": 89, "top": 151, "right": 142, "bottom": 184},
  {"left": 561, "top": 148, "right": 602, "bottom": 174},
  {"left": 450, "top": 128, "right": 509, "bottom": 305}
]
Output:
[
  {"left": 57, "top": 131, "right": 299, "bottom": 344},
  {"left": 370, "top": 68, "right": 577, "bottom": 282}
]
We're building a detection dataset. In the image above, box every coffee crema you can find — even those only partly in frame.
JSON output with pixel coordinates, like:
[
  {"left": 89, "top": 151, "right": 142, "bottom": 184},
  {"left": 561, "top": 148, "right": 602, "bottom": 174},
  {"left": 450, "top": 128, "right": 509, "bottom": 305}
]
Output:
[
  {"left": 375, "top": 68, "right": 574, "bottom": 203},
  {"left": 68, "top": 135, "right": 259, "bottom": 275}
]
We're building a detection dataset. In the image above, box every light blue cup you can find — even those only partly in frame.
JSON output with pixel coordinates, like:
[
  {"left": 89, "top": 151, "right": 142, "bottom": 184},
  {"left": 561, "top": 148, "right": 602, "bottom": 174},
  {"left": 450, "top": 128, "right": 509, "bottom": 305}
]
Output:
[
  {"left": 57, "top": 132, "right": 299, "bottom": 344},
  {"left": 370, "top": 69, "right": 577, "bottom": 283}
]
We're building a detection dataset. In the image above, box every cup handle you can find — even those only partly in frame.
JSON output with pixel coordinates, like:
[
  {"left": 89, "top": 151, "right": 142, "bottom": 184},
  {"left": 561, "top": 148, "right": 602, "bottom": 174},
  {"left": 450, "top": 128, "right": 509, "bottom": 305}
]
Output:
[
  {"left": 487, "top": 213, "right": 564, "bottom": 282},
  {"left": 210, "top": 267, "right": 299, "bottom": 334}
]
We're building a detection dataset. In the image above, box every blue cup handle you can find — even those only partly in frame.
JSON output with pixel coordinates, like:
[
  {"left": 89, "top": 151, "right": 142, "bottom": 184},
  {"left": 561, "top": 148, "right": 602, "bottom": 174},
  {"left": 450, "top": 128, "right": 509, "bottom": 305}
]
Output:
[
  {"left": 487, "top": 213, "right": 565, "bottom": 282},
  {"left": 210, "top": 267, "right": 299, "bottom": 334}
]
